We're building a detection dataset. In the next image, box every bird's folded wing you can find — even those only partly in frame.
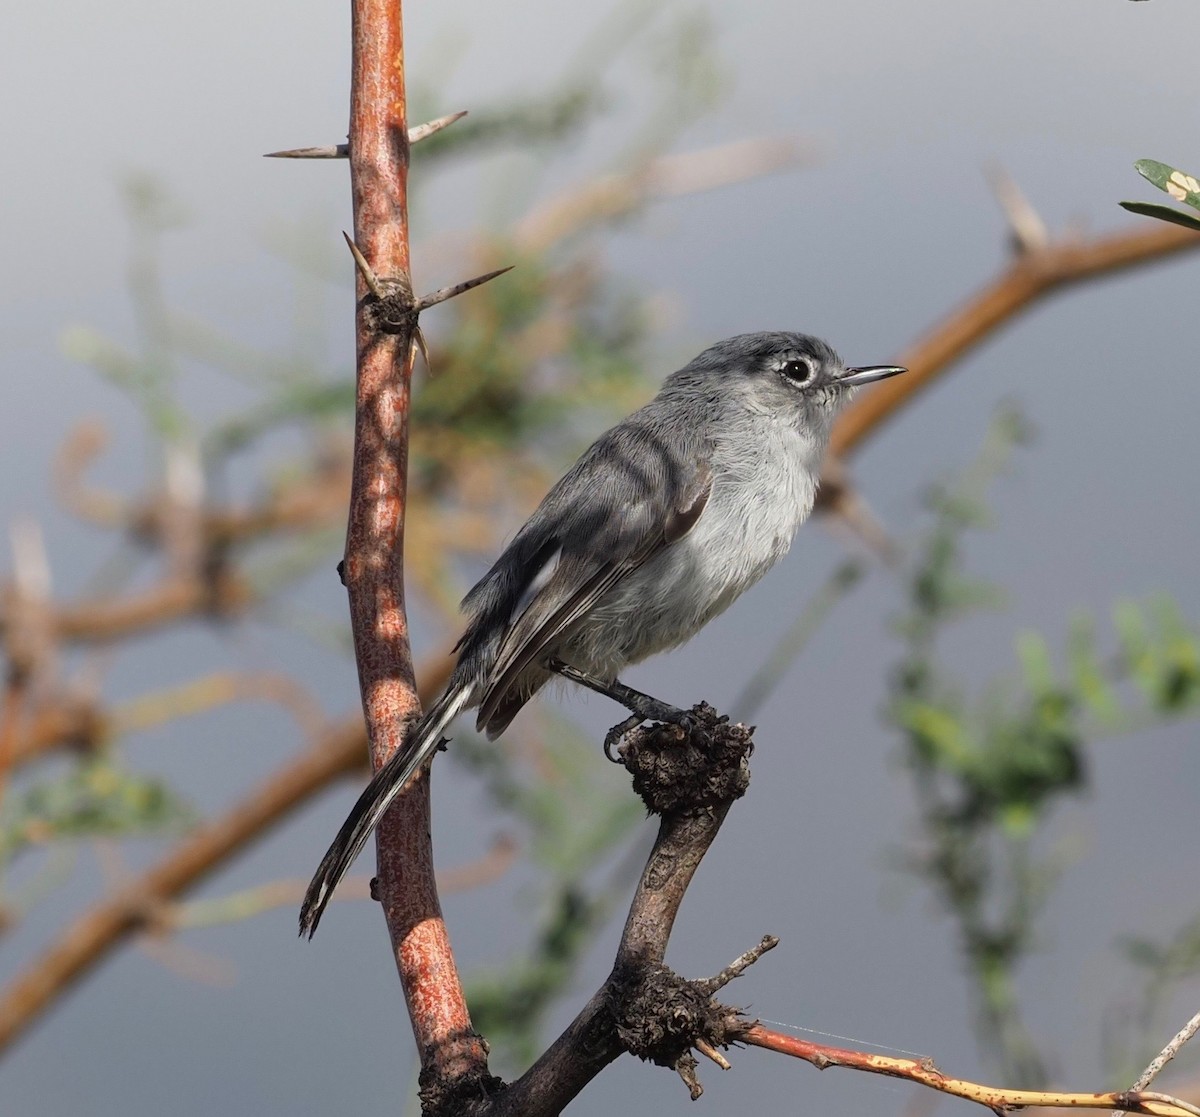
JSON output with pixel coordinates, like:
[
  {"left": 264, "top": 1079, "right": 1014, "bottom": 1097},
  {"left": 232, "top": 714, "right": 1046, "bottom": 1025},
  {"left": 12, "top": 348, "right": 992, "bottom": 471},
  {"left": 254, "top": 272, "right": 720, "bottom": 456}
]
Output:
[{"left": 476, "top": 463, "right": 711, "bottom": 731}]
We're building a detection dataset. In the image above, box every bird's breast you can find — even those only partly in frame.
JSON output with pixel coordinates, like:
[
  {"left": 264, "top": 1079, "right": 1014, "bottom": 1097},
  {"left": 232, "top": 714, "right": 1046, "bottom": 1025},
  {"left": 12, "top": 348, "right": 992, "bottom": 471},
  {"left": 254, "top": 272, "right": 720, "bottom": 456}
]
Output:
[
  {"left": 565, "top": 420, "right": 822, "bottom": 676},
  {"left": 686, "top": 421, "right": 820, "bottom": 599}
]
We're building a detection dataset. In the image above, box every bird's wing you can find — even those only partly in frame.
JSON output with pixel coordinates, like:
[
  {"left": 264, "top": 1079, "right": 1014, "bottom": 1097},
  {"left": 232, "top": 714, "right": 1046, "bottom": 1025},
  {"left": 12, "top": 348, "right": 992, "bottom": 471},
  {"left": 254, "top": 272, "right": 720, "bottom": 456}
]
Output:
[{"left": 476, "top": 459, "right": 711, "bottom": 733}]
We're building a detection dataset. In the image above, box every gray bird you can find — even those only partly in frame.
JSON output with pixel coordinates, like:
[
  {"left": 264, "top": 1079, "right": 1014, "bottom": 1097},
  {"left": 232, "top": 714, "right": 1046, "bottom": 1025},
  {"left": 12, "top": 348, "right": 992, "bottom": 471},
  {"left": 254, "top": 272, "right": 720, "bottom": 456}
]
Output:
[{"left": 300, "top": 331, "right": 904, "bottom": 936}]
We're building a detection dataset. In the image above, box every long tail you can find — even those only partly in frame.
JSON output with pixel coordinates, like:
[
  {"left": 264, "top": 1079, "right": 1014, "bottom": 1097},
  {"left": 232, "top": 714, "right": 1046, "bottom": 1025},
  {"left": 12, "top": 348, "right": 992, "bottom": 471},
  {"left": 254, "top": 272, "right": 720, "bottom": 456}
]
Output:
[{"left": 298, "top": 683, "right": 473, "bottom": 938}]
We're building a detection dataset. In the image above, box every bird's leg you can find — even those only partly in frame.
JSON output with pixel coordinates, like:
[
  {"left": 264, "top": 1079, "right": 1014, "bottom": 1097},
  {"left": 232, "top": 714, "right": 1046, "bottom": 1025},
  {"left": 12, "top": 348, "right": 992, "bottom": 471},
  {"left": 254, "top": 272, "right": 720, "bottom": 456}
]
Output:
[
  {"left": 547, "top": 659, "right": 687, "bottom": 721},
  {"left": 546, "top": 658, "right": 691, "bottom": 759}
]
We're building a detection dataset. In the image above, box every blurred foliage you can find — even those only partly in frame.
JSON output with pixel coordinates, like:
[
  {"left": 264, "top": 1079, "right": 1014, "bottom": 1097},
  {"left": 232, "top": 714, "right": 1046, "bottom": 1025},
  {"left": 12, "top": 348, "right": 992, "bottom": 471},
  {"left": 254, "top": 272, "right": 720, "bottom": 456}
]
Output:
[
  {"left": 1120, "top": 158, "right": 1200, "bottom": 232},
  {"left": 887, "top": 407, "right": 1200, "bottom": 1087},
  {"left": 409, "top": 6, "right": 724, "bottom": 174},
  {"left": 0, "top": 757, "right": 193, "bottom": 863}
]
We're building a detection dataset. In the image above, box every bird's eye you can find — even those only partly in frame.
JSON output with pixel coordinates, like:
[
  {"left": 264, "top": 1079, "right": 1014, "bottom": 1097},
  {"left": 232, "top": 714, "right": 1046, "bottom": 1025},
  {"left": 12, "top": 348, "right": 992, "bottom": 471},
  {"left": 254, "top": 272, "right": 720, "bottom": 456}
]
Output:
[{"left": 779, "top": 358, "right": 813, "bottom": 384}]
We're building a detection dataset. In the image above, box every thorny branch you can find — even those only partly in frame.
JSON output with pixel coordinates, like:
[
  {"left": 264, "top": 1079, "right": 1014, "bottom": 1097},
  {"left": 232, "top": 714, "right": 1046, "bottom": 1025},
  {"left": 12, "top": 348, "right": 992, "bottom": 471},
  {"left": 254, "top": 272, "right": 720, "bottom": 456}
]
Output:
[
  {"left": 460, "top": 709, "right": 762, "bottom": 1115},
  {"left": 338, "top": 0, "right": 510, "bottom": 1091}
]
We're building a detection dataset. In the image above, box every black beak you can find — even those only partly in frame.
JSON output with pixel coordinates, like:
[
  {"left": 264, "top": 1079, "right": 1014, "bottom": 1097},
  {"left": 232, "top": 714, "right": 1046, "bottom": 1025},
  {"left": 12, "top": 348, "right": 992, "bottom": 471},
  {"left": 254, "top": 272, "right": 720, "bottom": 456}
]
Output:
[{"left": 839, "top": 364, "right": 906, "bottom": 388}]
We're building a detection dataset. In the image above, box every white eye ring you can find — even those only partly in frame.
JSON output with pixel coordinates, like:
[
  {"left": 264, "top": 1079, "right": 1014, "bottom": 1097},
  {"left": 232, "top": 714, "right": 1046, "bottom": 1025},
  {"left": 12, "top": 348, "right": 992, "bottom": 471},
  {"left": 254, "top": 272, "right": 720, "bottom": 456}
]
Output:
[{"left": 775, "top": 356, "right": 814, "bottom": 384}]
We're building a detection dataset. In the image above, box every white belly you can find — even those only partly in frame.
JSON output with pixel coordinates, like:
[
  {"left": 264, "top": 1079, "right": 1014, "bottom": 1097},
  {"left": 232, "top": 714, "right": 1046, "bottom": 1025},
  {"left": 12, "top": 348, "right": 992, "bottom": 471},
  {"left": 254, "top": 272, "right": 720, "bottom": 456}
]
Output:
[{"left": 563, "top": 418, "right": 821, "bottom": 678}]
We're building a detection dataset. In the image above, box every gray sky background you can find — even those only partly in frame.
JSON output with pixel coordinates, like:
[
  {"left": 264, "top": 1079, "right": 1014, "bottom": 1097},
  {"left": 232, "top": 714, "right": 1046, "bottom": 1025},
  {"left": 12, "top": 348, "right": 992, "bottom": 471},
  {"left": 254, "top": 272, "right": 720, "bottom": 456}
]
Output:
[{"left": 4, "top": 2, "right": 1200, "bottom": 1115}]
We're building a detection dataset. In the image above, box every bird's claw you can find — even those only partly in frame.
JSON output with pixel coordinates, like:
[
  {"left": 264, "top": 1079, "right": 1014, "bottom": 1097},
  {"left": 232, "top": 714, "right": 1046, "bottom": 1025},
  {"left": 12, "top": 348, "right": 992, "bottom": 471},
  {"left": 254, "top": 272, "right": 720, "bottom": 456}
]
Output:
[
  {"left": 603, "top": 704, "right": 704, "bottom": 762},
  {"left": 671, "top": 710, "right": 698, "bottom": 736},
  {"left": 604, "top": 714, "right": 644, "bottom": 762}
]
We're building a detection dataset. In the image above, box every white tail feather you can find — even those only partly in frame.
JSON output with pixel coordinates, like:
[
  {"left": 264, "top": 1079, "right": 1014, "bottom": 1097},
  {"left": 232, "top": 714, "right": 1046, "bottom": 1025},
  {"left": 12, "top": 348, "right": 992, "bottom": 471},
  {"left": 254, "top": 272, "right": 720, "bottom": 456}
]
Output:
[{"left": 298, "top": 683, "right": 473, "bottom": 937}]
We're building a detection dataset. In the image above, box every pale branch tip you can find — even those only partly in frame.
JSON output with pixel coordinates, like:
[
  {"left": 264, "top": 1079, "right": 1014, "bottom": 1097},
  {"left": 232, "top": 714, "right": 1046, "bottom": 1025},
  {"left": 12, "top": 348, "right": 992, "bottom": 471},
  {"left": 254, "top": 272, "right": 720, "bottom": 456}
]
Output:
[
  {"left": 984, "top": 163, "right": 1048, "bottom": 255},
  {"left": 1116, "top": 1010, "right": 1200, "bottom": 1117},
  {"left": 413, "top": 266, "right": 514, "bottom": 312},
  {"left": 341, "top": 232, "right": 386, "bottom": 300},
  {"left": 263, "top": 111, "right": 467, "bottom": 159},
  {"left": 10, "top": 519, "right": 52, "bottom": 601},
  {"left": 1132, "top": 1009, "right": 1200, "bottom": 1091},
  {"left": 677, "top": 1055, "right": 704, "bottom": 1100},
  {"left": 699, "top": 933, "right": 780, "bottom": 995},
  {"left": 694, "top": 1038, "right": 731, "bottom": 1070}
]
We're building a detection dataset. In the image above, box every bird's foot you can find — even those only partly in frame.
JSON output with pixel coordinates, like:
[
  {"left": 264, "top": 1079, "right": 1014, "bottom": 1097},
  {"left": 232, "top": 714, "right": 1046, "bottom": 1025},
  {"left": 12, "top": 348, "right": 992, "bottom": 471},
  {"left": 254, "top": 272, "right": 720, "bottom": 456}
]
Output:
[{"left": 547, "top": 658, "right": 694, "bottom": 760}]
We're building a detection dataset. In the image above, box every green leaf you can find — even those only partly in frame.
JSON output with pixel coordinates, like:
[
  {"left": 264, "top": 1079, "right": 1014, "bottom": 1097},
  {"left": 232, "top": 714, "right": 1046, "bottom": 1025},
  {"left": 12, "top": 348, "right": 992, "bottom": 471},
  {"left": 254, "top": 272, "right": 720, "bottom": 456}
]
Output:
[
  {"left": 0, "top": 760, "right": 194, "bottom": 860},
  {"left": 1016, "top": 631, "right": 1055, "bottom": 694},
  {"left": 1118, "top": 200, "right": 1200, "bottom": 232},
  {"left": 999, "top": 801, "right": 1037, "bottom": 838},
  {"left": 1066, "top": 613, "right": 1122, "bottom": 726},
  {"left": 896, "top": 699, "right": 976, "bottom": 771},
  {"left": 1133, "top": 159, "right": 1200, "bottom": 211}
]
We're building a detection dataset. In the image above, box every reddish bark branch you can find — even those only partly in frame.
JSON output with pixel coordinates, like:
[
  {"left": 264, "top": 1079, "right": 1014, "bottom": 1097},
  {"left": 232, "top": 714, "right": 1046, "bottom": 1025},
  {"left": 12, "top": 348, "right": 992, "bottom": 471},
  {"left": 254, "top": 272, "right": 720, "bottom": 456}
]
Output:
[
  {"left": 741, "top": 1025, "right": 1200, "bottom": 1117},
  {"left": 343, "top": 0, "right": 486, "bottom": 1087}
]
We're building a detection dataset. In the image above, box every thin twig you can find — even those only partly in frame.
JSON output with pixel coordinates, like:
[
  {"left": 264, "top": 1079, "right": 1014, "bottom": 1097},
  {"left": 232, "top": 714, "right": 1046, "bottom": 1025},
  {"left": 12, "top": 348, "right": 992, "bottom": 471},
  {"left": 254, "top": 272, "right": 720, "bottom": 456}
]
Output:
[
  {"left": 1133, "top": 1011, "right": 1200, "bottom": 1090},
  {"left": 731, "top": 561, "right": 865, "bottom": 722},
  {"left": 111, "top": 670, "right": 327, "bottom": 743},
  {"left": 52, "top": 422, "right": 129, "bottom": 528},
  {"left": 515, "top": 136, "right": 811, "bottom": 252},
  {"left": 698, "top": 935, "right": 780, "bottom": 995},
  {"left": 1114, "top": 1010, "right": 1200, "bottom": 1117},
  {"left": 743, "top": 1025, "right": 1200, "bottom": 1117}
]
